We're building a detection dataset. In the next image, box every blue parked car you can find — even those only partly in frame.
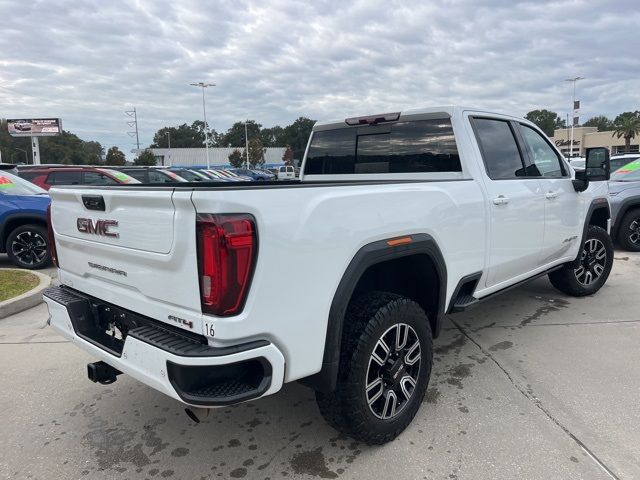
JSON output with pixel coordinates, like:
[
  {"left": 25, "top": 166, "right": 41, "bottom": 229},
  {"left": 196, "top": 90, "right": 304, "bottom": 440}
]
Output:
[
  {"left": 229, "top": 168, "right": 273, "bottom": 181},
  {"left": 0, "top": 165, "right": 51, "bottom": 269}
]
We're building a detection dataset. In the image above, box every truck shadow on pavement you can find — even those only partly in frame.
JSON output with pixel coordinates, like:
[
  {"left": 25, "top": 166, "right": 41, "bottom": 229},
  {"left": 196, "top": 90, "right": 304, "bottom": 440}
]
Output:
[{"left": 26, "top": 272, "right": 633, "bottom": 480}]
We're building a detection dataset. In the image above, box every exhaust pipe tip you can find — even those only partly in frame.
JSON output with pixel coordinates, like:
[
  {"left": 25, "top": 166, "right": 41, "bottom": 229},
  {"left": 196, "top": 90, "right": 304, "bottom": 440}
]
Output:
[{"left": 185, "top": 407, "right": 210, "bottom": 424}]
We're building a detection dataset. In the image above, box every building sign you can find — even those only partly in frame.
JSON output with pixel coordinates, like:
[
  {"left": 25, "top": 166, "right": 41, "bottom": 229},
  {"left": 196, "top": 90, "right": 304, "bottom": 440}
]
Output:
[
  {"left": 555, "top": 139, "right": 580, "bottom": 147},
  {"left": 7, "top": 118, "right": 62, "bottom": 137}
]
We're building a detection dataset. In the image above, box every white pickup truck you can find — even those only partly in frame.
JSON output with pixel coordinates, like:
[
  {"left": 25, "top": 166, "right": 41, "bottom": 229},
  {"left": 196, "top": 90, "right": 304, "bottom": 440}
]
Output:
[{"left": 44, "top": 106, "right": 613, "bottom": 444}]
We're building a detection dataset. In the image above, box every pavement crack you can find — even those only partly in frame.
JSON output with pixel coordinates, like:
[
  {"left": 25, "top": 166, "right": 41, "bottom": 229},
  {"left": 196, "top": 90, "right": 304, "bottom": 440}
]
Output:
[
  {"left": 460, "top": 318, "right": 640, "bottom": 329},
  {"left": 449, "top": 317, "right": 621, "bottom": 480}
]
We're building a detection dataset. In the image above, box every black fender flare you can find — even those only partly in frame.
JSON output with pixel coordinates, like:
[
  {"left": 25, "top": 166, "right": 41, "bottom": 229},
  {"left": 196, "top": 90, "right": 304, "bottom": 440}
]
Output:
[
  {"left": 572, "top": 198, "right": 610, "bottom": 264},
  {"left": 302, "top": 233, "right": 447, "bottom": 392}
]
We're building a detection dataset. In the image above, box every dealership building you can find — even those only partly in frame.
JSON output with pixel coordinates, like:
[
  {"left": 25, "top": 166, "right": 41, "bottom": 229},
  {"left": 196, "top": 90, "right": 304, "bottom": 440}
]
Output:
[
  {"left": 140, "top": 147, "right": 287, "bottom": 167},
  {"left": 550, "top": 127, "right": 638, "bottom": 158}
]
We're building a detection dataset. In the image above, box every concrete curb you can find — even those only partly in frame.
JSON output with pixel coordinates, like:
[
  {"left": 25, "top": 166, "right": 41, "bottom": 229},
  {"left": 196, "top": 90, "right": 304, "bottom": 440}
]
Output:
[{"left": 0, "top": 269, "right": 51, "bottom": 319}]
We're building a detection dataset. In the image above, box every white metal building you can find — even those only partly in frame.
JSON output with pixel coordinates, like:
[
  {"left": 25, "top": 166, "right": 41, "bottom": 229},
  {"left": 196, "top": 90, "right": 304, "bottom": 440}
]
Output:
[{"left": 141, "top": 147, "right": 287, "bottom": 167}]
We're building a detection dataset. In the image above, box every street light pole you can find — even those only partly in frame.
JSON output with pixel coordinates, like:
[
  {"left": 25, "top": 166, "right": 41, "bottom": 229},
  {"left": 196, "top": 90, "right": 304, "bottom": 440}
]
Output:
[
  {"left": 564, "top": 76, "right": 585, "bottom": 158},
  {"left": 245, "top": 121, "right": 250, "bottom": 169},
  {"left": 166, "top": 132, "right": 171, "bottom": 166},
  {"left": 190, "top": 82, "right": 215, "bottom": 168}
]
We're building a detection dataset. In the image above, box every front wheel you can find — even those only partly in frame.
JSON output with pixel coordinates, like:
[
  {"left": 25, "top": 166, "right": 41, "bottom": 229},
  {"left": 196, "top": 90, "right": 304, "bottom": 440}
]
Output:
[
  {"left": 316, "top": 291, "right": 433, "bottom": 445},
  {"left": 5, "top": 224, "right": 51, "bottom": 270},
  {"left": 549, "top": 225, "right": 613, "bottom": 297}
]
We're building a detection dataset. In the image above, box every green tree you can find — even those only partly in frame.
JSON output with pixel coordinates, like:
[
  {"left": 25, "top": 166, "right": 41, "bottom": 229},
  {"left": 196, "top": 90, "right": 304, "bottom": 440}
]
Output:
[
  {"left": 281, "top": 117, "right": 315, "bottom": 160},
  {"left": 282, "top": 145, "right": 294, "bottom": 165},
  {"left": 525, "top": 110, "right": 566, "bottom": 136},
  {"left": 0, "top": 119, "right": 32, "bottom": 163},
  {"left": 583, "top": 115, "right": 613, "bottom": 131},
  {"left": 228, "top": 149, "right": 244, "bottom": 168},
  {"left": 106, "top": 146, "right": 126, "bottom": 165},
  {"left": 39, "top": 131, "right": 103, "bottom": 165},
  {"left": 220, "top": 121, "right": 261, "bottom": 148},
  {"left": 150, "top": 121, "right": 219, "bottom": 148},
  {"left": 134, "top": 149, "right": 157, "bottom": 166},
  {"left": 248, "top": 138, "right": 266, "bottom": 167},
  {"left": 612, "top": 112, "right": 640, "bottom": 153},
  {"left": 260, "top": 125, "right": 285, "bottom": 146}
]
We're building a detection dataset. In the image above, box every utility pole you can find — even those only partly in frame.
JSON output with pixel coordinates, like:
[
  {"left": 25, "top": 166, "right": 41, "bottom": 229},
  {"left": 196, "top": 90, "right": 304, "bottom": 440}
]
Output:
[
  {"left": 190, "top": 82, "right": 215, "bottom": 168},
  {"left": 125, "top": 108, "right": 140, "bottom": 151},
  {"left": 166, "top": 132, "right": 171, "bottom": 166},
  {"left": 245, "top": 121, "right": 250, "bottom": 169},
  {"left": 564, "top": 77, "right": 585, "bottom": 158}
]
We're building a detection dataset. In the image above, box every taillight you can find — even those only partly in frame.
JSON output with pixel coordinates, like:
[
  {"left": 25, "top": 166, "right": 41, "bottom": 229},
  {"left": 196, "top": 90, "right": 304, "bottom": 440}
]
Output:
[
  {"left": 46, "top": 204, "right": 59, "bottom": 267},
  {"left": 196, "top": 213, "right": 257, "bottom": 316}
]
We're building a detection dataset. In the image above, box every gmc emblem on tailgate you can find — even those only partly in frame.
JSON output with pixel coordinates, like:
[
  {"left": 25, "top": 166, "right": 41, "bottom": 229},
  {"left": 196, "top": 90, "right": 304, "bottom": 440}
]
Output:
[{"left": 77, "top": 218, "right": 119, "bottom": 238}]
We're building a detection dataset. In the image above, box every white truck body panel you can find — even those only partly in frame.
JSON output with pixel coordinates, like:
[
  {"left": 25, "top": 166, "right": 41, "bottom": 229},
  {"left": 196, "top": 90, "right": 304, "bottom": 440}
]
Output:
[{"left": 44, "top": 105, "right": 609, "bottom": 408}]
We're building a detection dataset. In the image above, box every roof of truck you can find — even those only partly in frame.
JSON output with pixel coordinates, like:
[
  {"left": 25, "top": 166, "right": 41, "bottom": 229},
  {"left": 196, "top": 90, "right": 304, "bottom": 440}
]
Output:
[{"left": 313, "top": 106, "right": 520, "bottom": 130}]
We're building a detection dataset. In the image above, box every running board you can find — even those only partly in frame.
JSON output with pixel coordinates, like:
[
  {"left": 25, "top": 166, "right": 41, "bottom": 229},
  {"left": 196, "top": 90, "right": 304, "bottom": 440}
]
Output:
[
  {"left": 448, "top": 266, "right": 563, "bottom": 314},
  {"left": 450, "top": 293, "right": 479, "bottom": 313}
]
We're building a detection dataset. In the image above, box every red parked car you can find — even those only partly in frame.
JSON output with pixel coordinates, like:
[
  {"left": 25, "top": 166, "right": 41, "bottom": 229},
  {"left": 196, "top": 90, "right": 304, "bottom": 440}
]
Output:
[{"left": 18, "top": 166, "right": 139, "bottom": 190}]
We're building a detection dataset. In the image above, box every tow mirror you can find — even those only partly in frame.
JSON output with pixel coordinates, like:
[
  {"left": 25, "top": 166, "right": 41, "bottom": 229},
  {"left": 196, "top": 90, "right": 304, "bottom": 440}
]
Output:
[
  {"left": 585, "top": 147, "right": 610, "bottom": 181},
  {"left": 573, "top": 147, "right": 610, "bottom": 192}
]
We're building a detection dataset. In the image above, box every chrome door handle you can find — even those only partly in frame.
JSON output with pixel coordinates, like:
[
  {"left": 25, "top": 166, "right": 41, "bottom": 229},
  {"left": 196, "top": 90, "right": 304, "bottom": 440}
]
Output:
[
  {"left": 545, "top": 191, "right": 559, "bottom": 199},
  {"left": 493, "top": 195, "right": 509, "bottom": 205}
]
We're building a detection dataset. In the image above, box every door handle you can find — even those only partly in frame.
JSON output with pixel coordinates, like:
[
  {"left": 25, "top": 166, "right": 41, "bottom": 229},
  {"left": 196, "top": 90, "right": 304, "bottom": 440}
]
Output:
[
  {"left": 545, "top": 191, "right": 559, "bottom": 200},
  {"left": 492, "top": 195, "right": 509, "bottom": 205}
]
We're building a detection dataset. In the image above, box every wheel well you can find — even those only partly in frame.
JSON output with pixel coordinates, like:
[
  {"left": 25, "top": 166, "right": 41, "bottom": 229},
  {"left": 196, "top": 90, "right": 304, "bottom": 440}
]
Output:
[
  {"left": 589, "top": 206, "right": 609, "bottom": 230},
  {"left": 350, "top": 254, "right": 440, "bottom": 335},
  {"left": 1, "top": 217, "right": 47, "bottom": 250}
]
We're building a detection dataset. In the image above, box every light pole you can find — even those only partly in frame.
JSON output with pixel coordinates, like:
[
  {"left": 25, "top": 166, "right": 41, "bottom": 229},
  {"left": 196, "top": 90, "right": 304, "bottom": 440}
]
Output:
[
  {"left": 15, "top": 147, "right": 28, "bottom": 164},
  {"left": 564, "top": 76, "right": 585, "bottom": 158},
  {"left": 190, "top": 82, "right": 215, "bottom": 168},
  {"left": 166, "top": 132, "right": 171, "bottom": 166},
  {"left": 245, "top": 120, "right": 250, "bottom": 169}
]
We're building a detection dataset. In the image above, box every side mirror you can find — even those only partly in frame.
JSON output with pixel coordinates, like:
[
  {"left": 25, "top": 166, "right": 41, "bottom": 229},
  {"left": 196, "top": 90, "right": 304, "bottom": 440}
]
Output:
[{"left": 585, "top": 147, "right": 610, "bottom": 181}]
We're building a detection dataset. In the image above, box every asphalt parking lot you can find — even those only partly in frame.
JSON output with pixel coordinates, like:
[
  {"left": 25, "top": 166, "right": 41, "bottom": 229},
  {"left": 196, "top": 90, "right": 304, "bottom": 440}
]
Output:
[{"left": 1, "top": 252, "right": 639, "bottom": 480}]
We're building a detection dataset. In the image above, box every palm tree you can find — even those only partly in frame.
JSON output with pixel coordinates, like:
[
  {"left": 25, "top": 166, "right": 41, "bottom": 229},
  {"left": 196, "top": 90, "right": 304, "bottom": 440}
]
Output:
[{"left": 612, "top": 113, "right": 640, "bottom": 153}]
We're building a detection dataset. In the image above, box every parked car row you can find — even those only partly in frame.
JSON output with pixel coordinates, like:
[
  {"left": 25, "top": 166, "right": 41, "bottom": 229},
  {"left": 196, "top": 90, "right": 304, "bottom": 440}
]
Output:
[{"left": 3, "top": 153, "right": 640, "bottom": 271}]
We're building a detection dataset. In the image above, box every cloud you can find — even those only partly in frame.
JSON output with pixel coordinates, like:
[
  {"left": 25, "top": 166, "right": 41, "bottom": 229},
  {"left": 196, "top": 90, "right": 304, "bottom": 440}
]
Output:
[{"left": 1, "top": 0, "right": 639, "bottom": 157}]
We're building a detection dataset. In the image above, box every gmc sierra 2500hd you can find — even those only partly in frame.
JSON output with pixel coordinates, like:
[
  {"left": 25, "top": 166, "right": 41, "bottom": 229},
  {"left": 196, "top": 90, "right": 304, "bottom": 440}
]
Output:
[{"left": 44, "top": 107, "right": 613, "bottom": 444}]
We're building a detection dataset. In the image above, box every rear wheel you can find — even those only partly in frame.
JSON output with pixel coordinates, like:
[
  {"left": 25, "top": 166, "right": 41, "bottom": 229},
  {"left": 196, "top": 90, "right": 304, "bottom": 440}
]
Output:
[
  {"left": 617, "top": 209, "right": 640, "bottom": 252},
  {"left": 549, "top": 225, "right": 613, "bottom": 297},
  {"left": 6, "top": 224, "right": 51, "bottom": 270},
  {"left": 316, "top": 291, "right": 433, "bottom": 444}
]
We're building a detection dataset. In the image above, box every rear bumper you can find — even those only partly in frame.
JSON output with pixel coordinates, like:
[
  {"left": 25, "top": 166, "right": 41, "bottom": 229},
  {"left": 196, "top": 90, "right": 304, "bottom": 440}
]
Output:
[{"left": 44, "top": 286, "right": 285, "bottom": 407}]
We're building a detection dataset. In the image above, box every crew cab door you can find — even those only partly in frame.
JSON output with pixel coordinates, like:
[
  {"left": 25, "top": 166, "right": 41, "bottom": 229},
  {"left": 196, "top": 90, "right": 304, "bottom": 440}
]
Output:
[
  {"left": 516, "top": 123, "right": 582, "bottom": 263},
  {"left": 471, "top": 117, "right": 545, "bottom": 287}
]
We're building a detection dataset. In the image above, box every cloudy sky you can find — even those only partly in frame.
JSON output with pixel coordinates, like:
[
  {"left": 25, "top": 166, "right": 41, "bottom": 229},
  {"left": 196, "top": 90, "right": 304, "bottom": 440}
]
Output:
[{"left": 1, "top": 0, "right": 639, "bottom": 157}]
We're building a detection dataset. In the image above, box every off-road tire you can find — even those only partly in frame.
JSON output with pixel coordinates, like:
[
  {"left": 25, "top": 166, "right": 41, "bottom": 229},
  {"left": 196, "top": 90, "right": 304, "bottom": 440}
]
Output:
[
  {"left": 617, "top": 209, "right": 640, "bottom": 252},
  {"left": 5, "top": 224, "right": 51, "bottom": 270},
  {"left": 549, "top": 225, "right": 613, "bottom": 297},
  {"left": 316, "top": 291, "right": 433, "bottom": 445}
]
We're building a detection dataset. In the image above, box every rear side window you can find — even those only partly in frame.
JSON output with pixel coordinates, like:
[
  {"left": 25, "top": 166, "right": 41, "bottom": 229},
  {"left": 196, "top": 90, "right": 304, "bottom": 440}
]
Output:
[
  {"left": 473, "top": 118, "right": 526, "bottom": 179},
  {"left": 304, "top": 118, "right": 461, "bottom": 175},
  {"left": 18, "top": 171, "right": 39, "bottom": 181},
  {"left": 125, "top": 170, "right": 147, "bottom": 182},
  {"left": 47, "top": 171, "right": 82, "bottom": 185},
  {"left": 148, "top": 170, "right": 174, "bottom": 183},
  {"left": 83, "top": 172, "right": 117, "bottom": 185}
]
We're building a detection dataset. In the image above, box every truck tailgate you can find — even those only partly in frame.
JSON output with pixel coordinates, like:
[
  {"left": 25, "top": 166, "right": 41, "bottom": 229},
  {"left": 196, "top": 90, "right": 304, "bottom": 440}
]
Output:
[{"left": 49, "top": 187, "right": 203, "bottom": 332}]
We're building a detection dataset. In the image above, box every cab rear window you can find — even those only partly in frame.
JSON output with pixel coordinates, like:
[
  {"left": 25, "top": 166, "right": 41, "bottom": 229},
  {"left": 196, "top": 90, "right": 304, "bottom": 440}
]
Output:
[{"left": 304, "top": 118, "right": 461, "bottom": 175}]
